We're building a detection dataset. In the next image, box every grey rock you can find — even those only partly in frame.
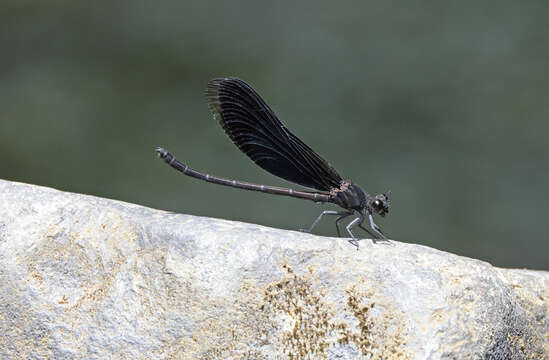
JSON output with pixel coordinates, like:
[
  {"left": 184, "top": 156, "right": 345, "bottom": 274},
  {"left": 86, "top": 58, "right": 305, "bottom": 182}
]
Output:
[{"left": 0, "top": 179, "right": 547, "bottom": 360}]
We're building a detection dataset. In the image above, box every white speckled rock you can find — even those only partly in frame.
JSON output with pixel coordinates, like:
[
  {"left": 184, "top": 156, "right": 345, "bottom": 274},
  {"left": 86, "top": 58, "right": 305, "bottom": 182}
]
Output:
[{"left": 0, "top": 180, "right": 547, "bottom": 360}]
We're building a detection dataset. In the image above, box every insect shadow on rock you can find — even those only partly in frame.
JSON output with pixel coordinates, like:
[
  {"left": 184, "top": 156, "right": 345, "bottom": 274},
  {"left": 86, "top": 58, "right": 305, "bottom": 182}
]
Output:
[{"left": 156, "top": 78, "right": 390, "bottom": 248}]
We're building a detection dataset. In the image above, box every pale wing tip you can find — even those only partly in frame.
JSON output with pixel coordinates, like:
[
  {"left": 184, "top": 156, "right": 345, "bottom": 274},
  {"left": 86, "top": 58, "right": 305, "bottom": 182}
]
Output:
[{"left": 205, "top": 77, "right": 250, "bottom": 115}]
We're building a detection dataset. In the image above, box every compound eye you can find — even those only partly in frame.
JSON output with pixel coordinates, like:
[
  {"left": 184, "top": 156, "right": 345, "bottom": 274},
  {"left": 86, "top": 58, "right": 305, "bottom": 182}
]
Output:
[{"left": 373, "top": 200, "right": 382, "bottom": 209}]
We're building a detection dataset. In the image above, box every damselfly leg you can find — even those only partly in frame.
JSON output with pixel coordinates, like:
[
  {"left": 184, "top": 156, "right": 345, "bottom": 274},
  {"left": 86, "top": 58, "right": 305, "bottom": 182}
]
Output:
[{"left": 300, "top": 210, "right": 352, "bottom": 235}]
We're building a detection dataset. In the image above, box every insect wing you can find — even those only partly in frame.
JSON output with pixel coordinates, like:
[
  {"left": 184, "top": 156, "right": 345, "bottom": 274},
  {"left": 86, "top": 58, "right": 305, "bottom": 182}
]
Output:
[{"left": 206, "top": 78, "right": 343, "bottom": 191}]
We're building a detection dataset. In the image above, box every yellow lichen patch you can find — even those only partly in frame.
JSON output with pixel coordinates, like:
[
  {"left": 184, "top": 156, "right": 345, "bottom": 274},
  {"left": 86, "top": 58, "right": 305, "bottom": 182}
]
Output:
[
  {"left": 159, "top": 264, "right": 411, "bottom": 359},
  {"left": 260, "top": 264, "right": 339, "bottom": 359},
  {"left": 58, "top": 295, "right": 68, "bottom": 305},
  {"left": 505, "top": 332, "right": 545, "bottom": 360},
  {"left": 249, "top": 264, "right": 411, "bottom": 359},
  {"left": 341, "top": 284, "right": 410, "bottom": 360},
  {"left": 30, "top": 271, "right": 43, "bottom": 283}
]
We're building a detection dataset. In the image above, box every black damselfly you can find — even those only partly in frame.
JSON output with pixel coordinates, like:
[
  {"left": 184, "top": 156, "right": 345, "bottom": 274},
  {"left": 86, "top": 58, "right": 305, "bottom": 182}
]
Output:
[{"left": 156, "top": 78, "right": 390, "bottom": 247}]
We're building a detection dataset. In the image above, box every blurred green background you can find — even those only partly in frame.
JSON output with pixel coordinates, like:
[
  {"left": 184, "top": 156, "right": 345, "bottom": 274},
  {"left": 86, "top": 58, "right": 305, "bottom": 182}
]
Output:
[{"left": 1, "top": 1, "right": 547, "bottom": 269}]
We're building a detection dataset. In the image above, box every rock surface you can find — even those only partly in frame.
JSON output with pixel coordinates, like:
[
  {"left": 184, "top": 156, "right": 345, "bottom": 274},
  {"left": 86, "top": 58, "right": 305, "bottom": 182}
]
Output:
[{"left": 0, "top": 179, "right": 547, "bottom": 360}]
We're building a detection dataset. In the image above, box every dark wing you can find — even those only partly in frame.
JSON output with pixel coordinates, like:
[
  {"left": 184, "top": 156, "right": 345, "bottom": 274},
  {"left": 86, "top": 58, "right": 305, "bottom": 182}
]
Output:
[{"left": 205, "top": 78, "right": 343, "bottom": 191}]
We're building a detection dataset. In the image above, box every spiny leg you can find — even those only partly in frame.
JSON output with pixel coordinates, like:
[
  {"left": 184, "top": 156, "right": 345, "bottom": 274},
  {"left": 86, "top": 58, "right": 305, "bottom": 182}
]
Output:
[
  {"left": 335, "top": 212, "right": 353, "bottom": 237},
  {"left": 301, "top": 210, "right": 351, "bottom": 234},
  {"left": 345, "top": 215, "right": 365, "bottom": 249},
  {"left": 368, "top": 213, "right": 387, "bottom": 239},
  {"left": 358, "top": 223, "right": 377, "bottom": 239},
  {"left": 358, "top": 215, "right": 392, "bottom": 245}
]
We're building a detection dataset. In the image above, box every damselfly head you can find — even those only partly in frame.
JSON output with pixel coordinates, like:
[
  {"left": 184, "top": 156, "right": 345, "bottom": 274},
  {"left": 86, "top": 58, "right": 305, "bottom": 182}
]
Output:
[{"left": 371, "top": 193, "right": 390, "bottom": 217}]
